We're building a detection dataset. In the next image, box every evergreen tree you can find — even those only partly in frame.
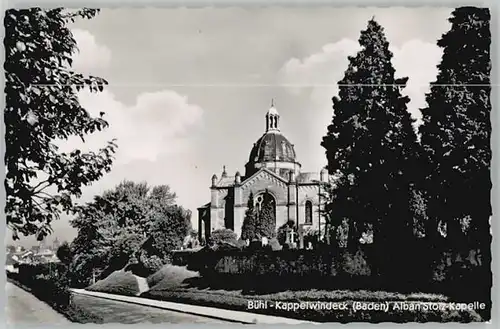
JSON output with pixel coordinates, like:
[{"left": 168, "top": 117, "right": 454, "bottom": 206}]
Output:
[
  {"left": 321, "top": 19, "right": 420, "bottom": 274},
  {"left": 419, "top": 8, "right": 491, "bottom": 312},
  {"left": 420, "top": 7, "right": 491, "bottom": 249},
  {"left": 241, "top": 192, "right": 258, "bottom": 241},
  {"left": 259, "top": 191, "right": 276, "bottom": 238}
]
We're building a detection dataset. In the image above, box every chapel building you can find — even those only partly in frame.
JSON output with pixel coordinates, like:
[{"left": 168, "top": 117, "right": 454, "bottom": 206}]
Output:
[{"left": 197, "top": 102, "right": 328, "bottom": 241}]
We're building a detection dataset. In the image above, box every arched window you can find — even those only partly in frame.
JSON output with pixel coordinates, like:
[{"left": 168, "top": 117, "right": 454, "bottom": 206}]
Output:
[
  {"left": 255, "top": 194, "right": 264, "bottom": 212},
  {"left": 305, "top": 200, "right": 313, "bottom": 224},
  {"left": 255, "top": 191, "right": 276, "bottom": 217},
  {"left": 281, "top": 141, "right": 287, "bottom": 158}
]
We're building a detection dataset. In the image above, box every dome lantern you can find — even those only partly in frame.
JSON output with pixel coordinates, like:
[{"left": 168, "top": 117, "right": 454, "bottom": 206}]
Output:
[
  {"left": 265, "top": 98, "right": 280, "bottom": 132},
  {"left": 245, "top": 100, "right": 301, "bottom": 177}
]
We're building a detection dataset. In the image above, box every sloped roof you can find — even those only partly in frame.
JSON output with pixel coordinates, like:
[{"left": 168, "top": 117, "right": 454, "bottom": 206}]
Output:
[
  {"left": 297, "top": 172, "right": 320, "bottom": 184},
  {"left": 216, "top": 175, "right": 235, "bottom": 188},
  {"left": 240, "top": 167, "right": 288, "bottom": 187},
  {"left": 197, "top": 202, "right": 211, "bottom": 210}
]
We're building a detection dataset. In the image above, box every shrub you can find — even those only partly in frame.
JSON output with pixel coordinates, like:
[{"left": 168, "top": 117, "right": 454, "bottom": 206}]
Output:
[
  {"left": 235, "top": 239, "right": 248, "bottom": 249},
  {"left": 247, "top": 240, "right": 263, "bottom": 252},
  {"left": 277, "top": 220, "right": 296, "bottom": 245},
  {"left": 36, "top": 273, "right": 71, "bottom": 308},
  {"left": 341, "top": 249, "right": 371, "bottom": 276},
  {"left": 56, "top": 242, "right": 73, "bottom": 265},
  {"left": 8, "top": 263, "right": 71, "bottom": 311},
  {"left": 133, "top": 253, "right": 164, "bottom": 277},
  {"left": 147, "top": 265, "right": 199, "bottom": 290},
  {"left": 142, "top": 287, "right": 482, "bottom": 322},
  {"left": 86, "top": 271, "right": 139, "bottom": 296},
  {"left": 210, "top": 229, "right": 237, "bottom": 245},
  {"left": 172, "top": 249, "right": 199, "bottom": 266}
]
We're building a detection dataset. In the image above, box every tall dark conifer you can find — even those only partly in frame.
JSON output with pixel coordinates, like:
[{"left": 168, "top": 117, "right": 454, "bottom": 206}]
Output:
[
  {"left": 419, "top": 8, "right": 491, "bottom": 313},
  {"left": 259, "top": 191, "right": 276, "bottom": 238},
  {"left": 420, "top": 7, "right": 491, "bottom": 248},
  {"left": 321, "top": 19, "right": 420, "bottom": 276},
  {"left": 241, "top": 192, "right": 257, "bottom": 241}
]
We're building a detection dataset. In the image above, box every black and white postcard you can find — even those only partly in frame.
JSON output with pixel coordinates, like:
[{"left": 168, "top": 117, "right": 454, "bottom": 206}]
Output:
[{"left": 4, "top": 6, "right": 493, "bottom": 324}]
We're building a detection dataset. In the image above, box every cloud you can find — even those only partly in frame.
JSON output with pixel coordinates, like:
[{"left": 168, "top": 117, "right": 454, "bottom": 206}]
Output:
[
  {"left": 278, "top": 38, "right": 442, "bottom": 172},
  {"left": 277, "top": 39, "right": 360, "bottom": 172},
  {"left": 280, "top": 39, "right": 360, "bottom": 85},
  {"left": 71, "top": 29, "right": 112, "bottom": 72},
  {"left": 63, "top": 28, "right": 204, "bottom": 163},
  {"left": 391, "top": 39, "right": 443, "bottom": 123},
  {"left": 38, "top": 28, "right": 204, "bottom": 246},
  {"left": 279, "top": 38, "right": 443, "bottom": 126},
  {"left": 57, "top": 89, "right": 204, "bottom": 164}
]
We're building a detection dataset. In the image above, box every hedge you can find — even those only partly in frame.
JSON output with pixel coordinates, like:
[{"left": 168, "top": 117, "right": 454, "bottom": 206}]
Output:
[
  {"left": 86, "top": 271, "right": 140, "bottom": 296},
  {"left": 178, "top": 244, "right": 491, "bottom": 305},
  {"left": 8, "top": 263, "right": 71, "bottom": 310}
]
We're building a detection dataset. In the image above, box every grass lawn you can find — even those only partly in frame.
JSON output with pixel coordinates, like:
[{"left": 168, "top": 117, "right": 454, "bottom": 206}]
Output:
[
  {"left": 140, "top": 266, "right": 483, "bottom": 323},
  {"left": 142, "top": 287, "right": 483, "bottom": 322},
  {"left": 86, "top": 270, "right": 140, "bottom": 296},
  {"left": 65, "top": 301, "right": 105, "bottom": 323},
  {"left": 86, "top": 265, "right": 483, "bottom": 323},
  {"left": 70, "top": 293, "right": 222, "bottom": 323}
]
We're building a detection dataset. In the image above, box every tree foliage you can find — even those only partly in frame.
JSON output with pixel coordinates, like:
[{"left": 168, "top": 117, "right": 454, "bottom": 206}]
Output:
[
  {"left": 56, "top": 241, "right": 72, "bottom": 265},
  {"left": 419, "top": 7, "right": 491, "bottom": 247},
  {"left": 148, "top": 204, "right": 192, "bottom": 256},
  {"left": 321, "top": 19, "right": 420, "bottom": 253},
  {"left": 69, "top": 181, "right": 191, "bottom": 285},
  {"left": 210, "top": 228, "right": 237, "bottom": 245},
  {"left": 258, "top": 190, "right": 276, "bottom": 238},
  {"left": 240, "top": 190, "right": 276, "bottom": 240},
  {"left": 240, "top": 192, "right": 258, "bottom": 241},
  {"left": 419, "top": 8, "right": 492, "bottom": 314},
  {"left": 277, "top": 220, "right": 296, "bottom": 245},
  {"left": 4, "top": 8, "right": 117, "bottom": 240}
]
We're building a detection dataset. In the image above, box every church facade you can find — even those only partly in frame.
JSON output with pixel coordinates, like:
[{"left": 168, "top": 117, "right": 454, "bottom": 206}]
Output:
[{"left": 197, "top": 103, "right": 328, "bottom": 241}]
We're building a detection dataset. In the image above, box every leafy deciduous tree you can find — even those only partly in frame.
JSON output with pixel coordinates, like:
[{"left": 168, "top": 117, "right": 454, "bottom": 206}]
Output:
[
  {"left": 56, "top": 241, "right": 72, "bottom": 265},
  {"left": 69, "top": 181, "right": 191, "bottom": 285},
  {"left": 4, "top": 8, "right": 116, "bottom": 240}
]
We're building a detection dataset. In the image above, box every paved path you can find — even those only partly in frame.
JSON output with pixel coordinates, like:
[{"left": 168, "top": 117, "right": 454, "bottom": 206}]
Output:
[
  {"left": 72, "top": 293, "right": 225, "bottom": 324},
  {"left": 6, "top": 281, "right": 70, "bottom": 325},
  {"left": 73, "top": 289, "right": 316, "bottom": 324}
]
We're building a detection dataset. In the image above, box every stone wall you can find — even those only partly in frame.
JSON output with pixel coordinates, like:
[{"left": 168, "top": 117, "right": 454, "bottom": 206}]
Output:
[{"left": 207, "top": 169, "right": 323, "bottom": 239}]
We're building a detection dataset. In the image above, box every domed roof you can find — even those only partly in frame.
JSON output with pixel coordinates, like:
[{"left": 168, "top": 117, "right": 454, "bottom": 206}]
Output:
[{"left": 249, "top": 132, "right": 296, "bottom": 163}]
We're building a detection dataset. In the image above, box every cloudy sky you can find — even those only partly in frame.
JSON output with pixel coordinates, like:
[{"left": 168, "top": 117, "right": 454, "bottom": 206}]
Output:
[{"left": 8, "top": 7, "right": 454, "bottom": 247}]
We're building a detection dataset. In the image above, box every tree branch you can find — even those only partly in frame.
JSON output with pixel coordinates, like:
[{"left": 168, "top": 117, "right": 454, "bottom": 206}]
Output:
[{"left": 32, "top": 179, "right": 50, "bottom": 193}]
